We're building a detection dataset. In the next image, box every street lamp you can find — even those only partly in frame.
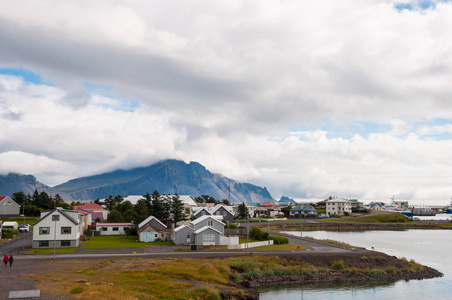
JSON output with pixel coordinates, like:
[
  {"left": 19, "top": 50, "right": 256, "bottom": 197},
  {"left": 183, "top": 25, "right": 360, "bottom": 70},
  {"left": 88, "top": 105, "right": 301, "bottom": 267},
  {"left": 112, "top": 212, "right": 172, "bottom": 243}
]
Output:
[{"left": 23, "top": 197, "right": 25, "bottom": 250}]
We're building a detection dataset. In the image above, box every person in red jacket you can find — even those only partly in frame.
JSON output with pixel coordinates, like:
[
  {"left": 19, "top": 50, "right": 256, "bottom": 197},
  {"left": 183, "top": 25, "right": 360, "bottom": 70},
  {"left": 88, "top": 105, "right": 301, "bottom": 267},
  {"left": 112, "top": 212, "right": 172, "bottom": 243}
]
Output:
[{"left": 3, "top": 254, "right": 8, "bottom": 267}]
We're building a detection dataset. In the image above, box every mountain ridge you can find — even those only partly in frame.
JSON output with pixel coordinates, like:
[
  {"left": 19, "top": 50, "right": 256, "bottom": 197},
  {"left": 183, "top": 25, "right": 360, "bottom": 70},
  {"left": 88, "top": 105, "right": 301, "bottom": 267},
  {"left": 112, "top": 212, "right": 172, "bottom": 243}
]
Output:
[{"left": 0, "top": 160, "right": 275, "bottom": 203}]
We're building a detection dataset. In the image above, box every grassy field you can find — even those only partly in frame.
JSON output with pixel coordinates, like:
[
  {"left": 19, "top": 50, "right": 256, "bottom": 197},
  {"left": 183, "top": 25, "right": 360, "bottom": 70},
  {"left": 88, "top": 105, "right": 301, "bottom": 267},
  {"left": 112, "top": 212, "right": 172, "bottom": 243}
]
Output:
[
  {"left": 27, "top": 256, "right": 320, "bottom": 299},
  {"left": 253, "top": 244, "right": 303, "bottom": 251},
  {"left": 81, "top": 236, "right": 174, "bottom": 249},
  {"left": 0, "top": 217, "right": 40, "bottom": 227},
  {"left": 325, "top": 213, "right": 409, "bottom": 223},
  {"left": 28, "top": 247, "right": 79, "bottom": 254}
]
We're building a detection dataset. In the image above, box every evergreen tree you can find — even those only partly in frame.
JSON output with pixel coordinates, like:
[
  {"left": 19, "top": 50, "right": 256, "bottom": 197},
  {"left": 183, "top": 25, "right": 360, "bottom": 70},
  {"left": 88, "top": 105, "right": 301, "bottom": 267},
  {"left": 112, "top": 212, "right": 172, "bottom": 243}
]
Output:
[
  {"left": 107, "top": 210, "right": 123, "bottom": 222},
  {"left": 235, "top": 202, "right": 250, "bottom": 219},
  {"left": 171, "top": 194, "right": 187, "bottom": 227},
  {"left": 134, "top": 198, "right": 150, "bottom": 225}
]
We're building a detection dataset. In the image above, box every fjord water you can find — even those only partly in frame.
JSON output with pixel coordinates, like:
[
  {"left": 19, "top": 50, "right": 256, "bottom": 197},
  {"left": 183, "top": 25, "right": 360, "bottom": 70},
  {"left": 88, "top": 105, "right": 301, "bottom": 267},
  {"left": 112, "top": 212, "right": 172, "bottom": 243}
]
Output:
[{"left": 258, "top": 230, "right": 452, "bottom": 300}]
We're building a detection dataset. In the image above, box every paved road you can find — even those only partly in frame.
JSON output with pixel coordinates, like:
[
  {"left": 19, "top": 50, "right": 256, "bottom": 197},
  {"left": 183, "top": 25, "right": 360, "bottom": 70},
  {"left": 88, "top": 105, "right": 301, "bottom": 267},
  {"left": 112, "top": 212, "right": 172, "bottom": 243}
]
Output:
[{"left": 0, "top": 230, "right": 32, "bottom": 256}]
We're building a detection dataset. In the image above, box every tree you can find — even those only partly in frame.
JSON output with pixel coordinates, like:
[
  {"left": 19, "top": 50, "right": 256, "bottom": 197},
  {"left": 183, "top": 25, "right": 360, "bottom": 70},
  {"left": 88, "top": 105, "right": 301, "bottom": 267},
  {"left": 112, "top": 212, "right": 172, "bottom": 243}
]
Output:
[
  {"left": 134, "top": 198, "right": 150, "bottom": 225},
  {"left": 107, "top": 210, "right": 123, "bottom": 222},
  {"left": 281, "top": 205, "right": 292, "bottom": 217},
  {"left": 104, "top": 195, "right": 123, "bottom": 212},
  {"left": 116, "top": 200, "right": 136, "bottom": 222},
  {"left": 222, "top": 199, "right": 231, "bottom": 206},
  {"left": 235, "top": 203, "right": 249, "bottom": 219},
  {"left": 171, "top": 194, "right": 187, "bottom": 227}
]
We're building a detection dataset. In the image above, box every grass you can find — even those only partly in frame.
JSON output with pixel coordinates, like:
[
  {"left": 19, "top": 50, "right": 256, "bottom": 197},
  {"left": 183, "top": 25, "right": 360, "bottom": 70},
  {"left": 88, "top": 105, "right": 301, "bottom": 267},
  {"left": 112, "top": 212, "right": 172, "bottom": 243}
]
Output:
[
  {"left": 325, "top": 213, "right": 409, "bottom": 223},
  {"left": 253, "top": 244, "right": 303, "bottom": 251},
  {"left": 81, "top": 235, "right": 164, "bottom": 249},
  {"left": 0, "top": 217, "right": 40, "bottom": 228},
  {"left": 28, "top": 247, "right": 79, "bottom": 254},
  {"left": 304, "top": 237, "right": 361, "bottom": 249}
]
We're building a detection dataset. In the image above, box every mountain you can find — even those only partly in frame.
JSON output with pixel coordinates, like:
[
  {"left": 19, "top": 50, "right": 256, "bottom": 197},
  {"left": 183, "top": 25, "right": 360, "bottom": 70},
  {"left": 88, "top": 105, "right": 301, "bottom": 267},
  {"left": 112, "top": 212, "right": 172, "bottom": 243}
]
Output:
[
  {"left": 52, "top": 159, "right": 275, "bottom": 203},
  {"left": 0, "top": 173, "right": 51, "bottom": 197},
  {"left": 279, "top": 196, "right": 296, "bottom": 203}
]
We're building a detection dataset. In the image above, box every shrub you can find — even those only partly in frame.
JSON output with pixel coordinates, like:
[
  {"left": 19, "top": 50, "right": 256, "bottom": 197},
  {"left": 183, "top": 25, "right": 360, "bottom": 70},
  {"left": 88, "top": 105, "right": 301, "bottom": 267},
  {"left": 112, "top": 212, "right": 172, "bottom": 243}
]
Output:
[
  {"left": 70, "top": 287, "right": 83, "bottom": 294},
  {"left": 1, "top": 228, "right": 19, "bottom": 239},
  {"left": 360, "top": 256, "right": 368, "bottom": 261},
  {"left": 269, "top": 236, "right": 289, "bottom": 245},
  {"left": 385, "top": 267, "right": 397, "bottom": 275},
  {"left": 249, "top": 227, "right": 270, "bottom": 241},
  {"left": 349, "top": 267, "right": 359, "bottom": 275},
  {"left": 124, "top": 227, "right": 138, "bottom": 236},
  {"left": 370, "top": 269, "right": 385, "bottom": 275},
  {"left": 226, "top": 223, "right": 238, "bottom": 229},
  {"left": 331, "top": 260, "right": 345, "bottom": 271},
  {"left": 318, "top": 268, "right": 329, "bottom": 273}
]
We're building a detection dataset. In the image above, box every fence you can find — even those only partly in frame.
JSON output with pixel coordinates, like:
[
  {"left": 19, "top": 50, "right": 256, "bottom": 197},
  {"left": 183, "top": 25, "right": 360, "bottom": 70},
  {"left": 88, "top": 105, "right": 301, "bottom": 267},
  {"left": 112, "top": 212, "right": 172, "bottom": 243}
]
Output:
[{"left": 227, "top": 240, "right": 273, "bottom": 250}]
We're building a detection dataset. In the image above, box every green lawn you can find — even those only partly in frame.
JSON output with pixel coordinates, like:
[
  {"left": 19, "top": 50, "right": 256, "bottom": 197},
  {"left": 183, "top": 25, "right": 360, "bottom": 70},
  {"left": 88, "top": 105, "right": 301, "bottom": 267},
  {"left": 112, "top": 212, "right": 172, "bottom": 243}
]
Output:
[
  {"left": 1, "top": 217, "right": 40, "bottom": 228},
  {"left": 81, "top": 236, "right": 174, "bottom": 249},
  {"left": 253, "top": 244, "right": 304, "bottom": 251},
  {"left": 28, "top": 247, "right": 79, "bottom": 254}
]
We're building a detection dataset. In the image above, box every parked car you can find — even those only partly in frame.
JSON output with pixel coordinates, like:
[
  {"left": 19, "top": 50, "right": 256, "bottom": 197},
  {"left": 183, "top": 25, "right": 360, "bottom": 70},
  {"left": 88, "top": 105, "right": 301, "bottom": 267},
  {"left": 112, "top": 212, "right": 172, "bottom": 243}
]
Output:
[{"left": 19, "top": 224, "right": 30, "bottom": 232}]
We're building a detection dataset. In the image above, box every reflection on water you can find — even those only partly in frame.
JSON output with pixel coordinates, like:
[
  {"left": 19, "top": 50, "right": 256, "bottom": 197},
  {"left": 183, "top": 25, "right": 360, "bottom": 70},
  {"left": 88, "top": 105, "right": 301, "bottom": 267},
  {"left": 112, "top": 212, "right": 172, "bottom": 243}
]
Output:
[{"left": 258, "top": 230, "right": 452, "bottom": 300}]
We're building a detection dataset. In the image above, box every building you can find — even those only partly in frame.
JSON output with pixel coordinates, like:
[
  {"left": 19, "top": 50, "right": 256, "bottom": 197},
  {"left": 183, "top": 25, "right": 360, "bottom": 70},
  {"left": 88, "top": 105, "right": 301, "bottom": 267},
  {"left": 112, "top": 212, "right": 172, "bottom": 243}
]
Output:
[
  {"left": 192, "top": 204, "right": 234, "bottom": 224},
  {"left": 0, "top": 196, "right": 21, "bottom": 217},
  {"left": 96, "top": 222, "right": 133, "bottom": 235},
  {"left": 32, "top": 208, "right": 81, "bottom": 248},
  {"left": 325, "top": 198, "right": 352, "bottom": 216},
  {"left": 254, "top": 202, "right": 283, "bottom": 217},
  {"left": 138, "top": 216, "right": 171, "bottom": 242},
  {"left": 172, "top": 215, "right": 238, "bottom": 246},
  {"left": 74, "top": 203, "right": 108, "bottom": 221},
  {"left": 289, "top": 205, "right": 317, "bottom": 217}
]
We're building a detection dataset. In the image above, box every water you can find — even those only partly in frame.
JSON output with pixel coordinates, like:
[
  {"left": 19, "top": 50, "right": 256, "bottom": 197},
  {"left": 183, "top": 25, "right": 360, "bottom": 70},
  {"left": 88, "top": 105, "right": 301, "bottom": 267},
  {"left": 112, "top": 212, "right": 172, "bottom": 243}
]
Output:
[{"left": 258, "top": 230, "right": 452, "bottom": 299}]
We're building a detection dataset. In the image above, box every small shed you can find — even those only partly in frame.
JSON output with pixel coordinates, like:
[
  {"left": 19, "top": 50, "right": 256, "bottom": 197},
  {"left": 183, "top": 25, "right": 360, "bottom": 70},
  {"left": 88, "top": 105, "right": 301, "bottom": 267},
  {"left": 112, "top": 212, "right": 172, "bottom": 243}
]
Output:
[{"left": 2, "top": 221, "right": 19, "bottom": 230}]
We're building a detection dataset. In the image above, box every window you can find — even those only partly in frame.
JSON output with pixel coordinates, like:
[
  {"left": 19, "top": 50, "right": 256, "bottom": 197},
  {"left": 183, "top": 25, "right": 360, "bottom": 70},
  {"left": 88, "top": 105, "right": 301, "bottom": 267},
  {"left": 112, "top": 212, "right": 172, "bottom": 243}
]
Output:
[
  {"left": 112, "top": 227, "right": 119, "bottom": 231},
  {"left": 202, "top": 233, "right": 215, "bottom": 243},
  {"left": 102, "top": 227, "right": 108, "bottom": 231},
  {"left": 186, "top": 233, "right": 191, "bottom": 239},
  {"left": 39, "top": 227, "right": 50, "bottom": 235},
  {"left": 61, "top": 227, "right": 71, "bottom": 234},
  {"left": 39, "top": 241, "right": 49, "bottom": 247},
  {"left": 61, "top": 240, "right": 71, "bottom": 247},
  {"left": 223, "top": 211, "right": 227, "bottom": 216},
  {"left": 155, "top": 233, "right": 158, "bottom": 237},
  {"left": 207, "top": 220, "right": 213, "bottom": 226}
]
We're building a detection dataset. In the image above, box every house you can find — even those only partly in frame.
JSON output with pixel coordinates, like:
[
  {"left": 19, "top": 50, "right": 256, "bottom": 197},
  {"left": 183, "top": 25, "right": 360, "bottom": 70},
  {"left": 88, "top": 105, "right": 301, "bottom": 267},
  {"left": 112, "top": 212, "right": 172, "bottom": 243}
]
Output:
[
  {"left": 254, "top": 202, "right": 283, "bottom": 217},
  {"left": 172, "top": 215, "right": 238, "bottom": 246},
  {"left": 192, "top": 204, "right": 234, "bottom": 224},
  {"left": 75, "top": 203, "right": 108, "bottom": 221},
  {"left": 0, "top": 196, "right": 21, "bottom": 217},
  {"left": 325, "top": 198, "right": 352, "bottom": 216},
  {"left": 289, "top": 205, "right": 317, "bottom": 217},
  {"left": 368, "top": 202, "right": 385, "bottom": 212},
  {"left": 32, "top": 207, "right": 81, "bottom": 248},
  {"left": 96, "top": 222, "right": 133, "bottom": 235},
  {"left": 138, "top": 216, "right": 171, "bottom": 242},
  {"left": 73, "top": 207, "right": 92, "bottom": 231}
]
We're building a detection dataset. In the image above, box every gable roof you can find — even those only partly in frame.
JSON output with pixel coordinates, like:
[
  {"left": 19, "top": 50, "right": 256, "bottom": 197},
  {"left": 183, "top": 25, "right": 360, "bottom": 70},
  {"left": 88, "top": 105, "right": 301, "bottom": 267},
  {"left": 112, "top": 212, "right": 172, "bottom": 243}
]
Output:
[
  {"left": 191, "top": 215, "right": 224, "bottom": 226},
  {"left": 0, "top": 196, "right": 9, "bottom": 202},
  {"left": 194, "top": 225, "right": 222, "bottom": 235},
  {"left": 75, "top": 203, "right": 106, "bottom": 210},
  {"left": 96, "top": 222, "right": 133, "bottom": 226},
  {"left": 33, "top": 207, "right": 80, "bottom": 226},
  {"left": 0, "top": 196, "right": 18, "bottom": 205},
  {"left": 192, "top": 205, "right": 233, "bottom": 216},
  {"left": 138, "top": 215, "right": 167, "bottom": 229},
  {"left": 173, "top": 224, "right": 194, "bottom": 233}
]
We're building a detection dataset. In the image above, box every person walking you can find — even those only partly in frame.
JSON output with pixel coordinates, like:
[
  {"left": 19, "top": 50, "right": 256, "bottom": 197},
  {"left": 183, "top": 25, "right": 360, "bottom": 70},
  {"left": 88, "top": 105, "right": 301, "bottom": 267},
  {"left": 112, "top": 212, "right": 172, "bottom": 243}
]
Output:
[
  {"left": 8, "top": 254, "right": 14, "bottom": 267},
  {"left": 3, "top": 254, "right": 8, "bottom": 267}
]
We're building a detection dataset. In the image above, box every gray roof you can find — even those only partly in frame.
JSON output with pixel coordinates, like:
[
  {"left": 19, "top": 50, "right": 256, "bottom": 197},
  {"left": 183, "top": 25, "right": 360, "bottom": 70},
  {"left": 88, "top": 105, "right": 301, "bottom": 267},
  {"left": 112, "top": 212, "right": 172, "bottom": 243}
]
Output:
[{"left": 33, "top": 207, "right": 80, "bottom": 226}]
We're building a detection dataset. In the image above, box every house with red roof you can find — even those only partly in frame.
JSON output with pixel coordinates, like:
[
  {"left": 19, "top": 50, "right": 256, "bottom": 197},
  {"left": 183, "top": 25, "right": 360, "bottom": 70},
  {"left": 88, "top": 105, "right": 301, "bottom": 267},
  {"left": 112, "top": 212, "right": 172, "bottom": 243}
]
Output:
[
  {"left": 0, "top": 196, "right": 20, "bottom": 217},
  {"left": 254, "top": 202, "right": 283, "bottom": 217},
  {"left": 138, "top": 216, "right": 171, "bottom": 242},
  {"left": 75, "top": 203, "right": 108, "bottom": 221}
]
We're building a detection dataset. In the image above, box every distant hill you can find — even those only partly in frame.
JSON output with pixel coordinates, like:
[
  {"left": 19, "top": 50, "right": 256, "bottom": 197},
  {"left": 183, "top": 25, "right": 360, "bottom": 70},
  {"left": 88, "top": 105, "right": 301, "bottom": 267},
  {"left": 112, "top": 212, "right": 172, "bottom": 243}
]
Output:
[
  {"left": 0, "top": 173, "right": 50, "bottom": 197},
  {"left": 279, "top": 196, "right": 296, "bottom": 203},
  {"left": 52, "top": 159, "right": 275, "bottom": 203}
]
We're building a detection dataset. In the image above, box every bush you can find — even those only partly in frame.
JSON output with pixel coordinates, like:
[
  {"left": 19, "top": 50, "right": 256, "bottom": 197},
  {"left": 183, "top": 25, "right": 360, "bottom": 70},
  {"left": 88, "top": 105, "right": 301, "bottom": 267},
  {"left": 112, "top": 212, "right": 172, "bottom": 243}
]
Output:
[
  {"left": 385, "top": 267, "right": 397, "bottom": 275},
  {"left": 1, "top": 228, "right": 19, "bottom": 239},
  {"left": 331, "top": 260, "right": 345, "bottom": 271},
  {"left": 249, "top": 227, "right": 270, "bottom": 241},
  {"left": 269, "top": 235, "right": 289, "bottom": 245},
  {"left": 124, "top": 227, "right": 138, "bottom": 236},
  {"left": 349, "top": 267, "right": 359, "bottom": 275},
  {"left": 226, "top": 223, "right": 238, "bottom": 229}
]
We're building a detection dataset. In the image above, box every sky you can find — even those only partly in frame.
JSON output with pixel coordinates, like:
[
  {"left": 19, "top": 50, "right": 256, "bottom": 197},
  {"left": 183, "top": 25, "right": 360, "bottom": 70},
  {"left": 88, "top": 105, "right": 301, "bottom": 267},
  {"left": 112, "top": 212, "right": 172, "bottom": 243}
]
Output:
[{"left": 1, "top": 0, "right": 452, "bottom": 205}]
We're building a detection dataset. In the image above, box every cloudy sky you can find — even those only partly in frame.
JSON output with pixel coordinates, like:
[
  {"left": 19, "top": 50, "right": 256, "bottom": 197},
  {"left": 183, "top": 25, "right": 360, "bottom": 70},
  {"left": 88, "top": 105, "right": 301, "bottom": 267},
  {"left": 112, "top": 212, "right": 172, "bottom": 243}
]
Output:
[{"left": 1, "top": 0, "right": 452, "bottom": 204}]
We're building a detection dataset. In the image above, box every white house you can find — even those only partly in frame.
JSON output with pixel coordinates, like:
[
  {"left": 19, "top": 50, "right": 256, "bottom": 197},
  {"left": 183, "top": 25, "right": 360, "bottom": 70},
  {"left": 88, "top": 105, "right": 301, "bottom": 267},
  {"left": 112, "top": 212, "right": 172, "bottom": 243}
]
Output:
[
  {"left": 96, "top": 222, "right": 133, "bottom": 235},
  {"left": 325, "top": 197, "right": 352, "bottom": 216},
  {"left": 32, "top": 208, "right": 81, "bottom": 248},
  {"left": 0, "top": 196, "right": 21, "bottom": 217},
  {"left": 192, "top": 204, "right": 234, "bottom": 224}
]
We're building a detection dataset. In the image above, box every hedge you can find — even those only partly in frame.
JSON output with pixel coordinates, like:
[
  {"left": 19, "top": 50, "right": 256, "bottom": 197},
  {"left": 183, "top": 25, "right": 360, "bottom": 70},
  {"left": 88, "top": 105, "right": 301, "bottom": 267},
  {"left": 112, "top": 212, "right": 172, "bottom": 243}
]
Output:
[{"left": 269, "top": 235, "right": 289, "bottom": 245}]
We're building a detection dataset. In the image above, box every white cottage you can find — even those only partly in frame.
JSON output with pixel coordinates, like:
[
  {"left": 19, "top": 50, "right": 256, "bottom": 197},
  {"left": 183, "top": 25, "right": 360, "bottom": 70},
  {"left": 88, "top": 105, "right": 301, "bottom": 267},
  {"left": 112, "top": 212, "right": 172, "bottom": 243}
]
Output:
[
  {"left": 32, "top": 208, "right": 81, "bottom": 248},
  {"left": 325, "top": 198, "right": 352, "bottom": 216}
]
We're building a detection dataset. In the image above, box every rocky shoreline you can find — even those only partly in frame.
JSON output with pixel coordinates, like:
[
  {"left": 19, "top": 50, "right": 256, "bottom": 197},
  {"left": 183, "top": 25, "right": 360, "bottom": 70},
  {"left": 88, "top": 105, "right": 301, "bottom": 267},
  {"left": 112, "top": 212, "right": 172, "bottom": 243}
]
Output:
[{"left": 232, "top": 251, "right": 443, "bottom": 299}]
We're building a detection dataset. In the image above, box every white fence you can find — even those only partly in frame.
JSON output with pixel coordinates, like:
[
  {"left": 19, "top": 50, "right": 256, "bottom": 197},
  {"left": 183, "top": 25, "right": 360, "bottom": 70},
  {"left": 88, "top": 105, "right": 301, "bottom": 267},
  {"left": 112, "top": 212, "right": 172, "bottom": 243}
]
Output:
[
  {"left": 220, "top": 236, "right": 239, "bottom": 245},
  {"left": 227, "top": 240, "right": 274, "bottom": 250}
]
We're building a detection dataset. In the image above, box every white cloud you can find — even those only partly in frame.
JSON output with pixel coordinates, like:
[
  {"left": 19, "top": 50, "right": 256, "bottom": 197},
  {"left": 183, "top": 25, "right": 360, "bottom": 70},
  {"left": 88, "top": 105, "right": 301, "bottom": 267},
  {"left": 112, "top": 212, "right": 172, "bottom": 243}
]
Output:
[{"left": 1, "top": 1, "right": 452, "bottom": 204}]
